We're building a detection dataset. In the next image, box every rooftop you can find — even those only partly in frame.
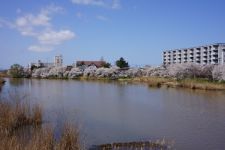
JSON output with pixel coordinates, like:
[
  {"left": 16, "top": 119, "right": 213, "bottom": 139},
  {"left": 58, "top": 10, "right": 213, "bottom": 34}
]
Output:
[{"left": 164, "top": 43, "right": 225, "bottom": 52}]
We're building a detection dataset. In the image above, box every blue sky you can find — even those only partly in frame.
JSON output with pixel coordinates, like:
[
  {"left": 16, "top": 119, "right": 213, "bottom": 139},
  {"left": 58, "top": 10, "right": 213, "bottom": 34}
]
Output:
[{"left": 0, "top": 0, "right": 225, "bottom": 69}]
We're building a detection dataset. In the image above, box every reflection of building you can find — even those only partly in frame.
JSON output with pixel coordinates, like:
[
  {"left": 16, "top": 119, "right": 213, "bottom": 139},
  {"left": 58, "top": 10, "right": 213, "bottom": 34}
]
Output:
[
  {"left": 76, "top": 61, "right": 106, "bottom": 68},
  {"left": 54, "top": 55, "right": 63, "bottom": 67},
  {"left": 163, "top": 43, "right": 225, "bottom": 65}
]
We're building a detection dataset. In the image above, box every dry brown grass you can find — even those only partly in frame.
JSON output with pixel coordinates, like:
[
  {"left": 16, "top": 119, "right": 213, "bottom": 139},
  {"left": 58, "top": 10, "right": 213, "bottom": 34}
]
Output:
[
  {"left": 177, "top": 79, "right": 225, "bottom": 90},
  {"left": 133, "top": 77, "right": 173, "bottom": 87},
  {"left": 131, "top": 77, "right": 225, "bottom": 90},
  {"left": 0, "top": 96, "right": 82, "bottom": 150},
  {"left": 0, "top": 78, "right": 4, "bottom": 85},
  {"left": 57, "top": 124, "right": 81, "bottom": 150},
  {"left": 0, "top": 71, "right": 8, "bottom": 78},
  {"left": 0, "top": 101, "right": 42, "bottom": 136}
]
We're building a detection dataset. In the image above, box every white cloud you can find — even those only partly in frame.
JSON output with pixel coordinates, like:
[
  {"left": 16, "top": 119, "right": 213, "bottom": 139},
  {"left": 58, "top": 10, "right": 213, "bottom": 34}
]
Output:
[
  {"left": 0, "top": 18, "right": 14, "bottom": 28},
  {"left": 112, "top": 0, "right": 121, "bottom": 9},
  {"left": 71, "top": 0, "right": 121, "bottom": 9},
  {"left": 96, "top": 15, "right": 109, "bottom": 21},
  {"left": 71, "top": 0, "right": 105, "bottom": 6},
  {"left": 15, "top": 4, "right": 62, "bottom": 37},
  {"left": 28, "top": 45, "right": 53, "bottom": 52},
  {"left": 1, "top": 4, "right": 75, "bottom": 52},
  {"left": 38, "top": 30, "right": 75, "bottom": 45}
]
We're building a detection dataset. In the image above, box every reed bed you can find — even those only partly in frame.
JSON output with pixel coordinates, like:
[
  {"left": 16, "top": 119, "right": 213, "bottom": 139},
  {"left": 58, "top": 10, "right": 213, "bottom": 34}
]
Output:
[
  {"left": 0, "top": 78, "right": 4, "bottom": 85},
  {"left": 131, "top": 77, "right": 225, "bottom": 90},
  {"left": 0, "top": 95, "right": 82, "bottom": 150},
  {"left": 177, "top": 79, "right": 225, "bottom": 90},
  {"left": 132, "top": 77, "right": 173, "bottom": 87}
]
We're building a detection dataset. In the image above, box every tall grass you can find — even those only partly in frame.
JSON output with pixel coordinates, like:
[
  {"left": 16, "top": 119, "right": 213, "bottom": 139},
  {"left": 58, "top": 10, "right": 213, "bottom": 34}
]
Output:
[
  {"left": 177, "top": 79, "right": 225, "bottom": 90},
  {"left": 0, "top": 95, "right": 82, "bottom": 150},
  {"left": 0, "top": 78, "right": 4, "bottom": 85},
  {"left": 133, "top": 77, "right": 173, "bottom": 87},
  {"left": 131, "top": 77, "right": 225, "bottom": 90},
  {"left": 0, "top": 70, "right": 8, "bottom": 78}
]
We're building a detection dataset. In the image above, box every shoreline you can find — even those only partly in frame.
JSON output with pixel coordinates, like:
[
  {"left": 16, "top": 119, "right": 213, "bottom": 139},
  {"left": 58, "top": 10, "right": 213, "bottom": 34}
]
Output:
[
  {"left": 0, "top": 78, "right": 5, "bottom": 86},
  {"left": 6, "top": 76, "right": 225, "bottom": 91}
]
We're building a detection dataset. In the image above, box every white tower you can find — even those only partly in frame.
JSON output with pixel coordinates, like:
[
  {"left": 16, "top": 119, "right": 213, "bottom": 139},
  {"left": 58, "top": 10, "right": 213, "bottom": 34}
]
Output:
[{"left": 54, "top": 55, "right": 63, "bottom": 67}]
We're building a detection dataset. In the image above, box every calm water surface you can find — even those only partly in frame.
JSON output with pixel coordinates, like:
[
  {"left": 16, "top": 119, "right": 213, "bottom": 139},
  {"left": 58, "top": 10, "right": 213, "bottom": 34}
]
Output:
[{"left": 1, "top": 78, "right": 225, "bottom": 150}]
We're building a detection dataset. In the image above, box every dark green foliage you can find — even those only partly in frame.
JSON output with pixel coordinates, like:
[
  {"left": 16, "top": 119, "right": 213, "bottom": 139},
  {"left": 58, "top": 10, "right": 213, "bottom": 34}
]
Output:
[
  {"left": 31, "top": 65, "right": 38, "bottom": 71},
  {"left": 116, "top": 57, "right": 129, "bottom": 68},
  {"left": 76, "top": 61, "right": 85, "bottom": 67},
  {"left": 103, "top": 62, "right": 111, "bottom": 68},
  {"left": 8, "top": 64, "right": 24, "bottom": 78}
]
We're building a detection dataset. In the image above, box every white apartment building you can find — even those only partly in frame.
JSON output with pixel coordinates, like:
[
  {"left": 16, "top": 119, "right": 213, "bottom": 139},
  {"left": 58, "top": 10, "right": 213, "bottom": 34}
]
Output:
[{"left": 163, "top": 43, "right": 225, "bottom": 65}]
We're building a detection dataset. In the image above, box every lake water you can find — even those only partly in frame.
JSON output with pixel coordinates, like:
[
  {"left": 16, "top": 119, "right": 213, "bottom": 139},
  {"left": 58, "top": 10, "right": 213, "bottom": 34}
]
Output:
[{"left": 1, "top": 78, "right": 225, "bottom": 150}]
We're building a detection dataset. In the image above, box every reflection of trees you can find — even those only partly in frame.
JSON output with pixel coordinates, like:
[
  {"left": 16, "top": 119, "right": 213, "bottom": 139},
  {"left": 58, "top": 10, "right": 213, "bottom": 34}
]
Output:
[
  {"left": 0, "top": 80, "right": 5, "bottom": 92},
  {"left": 9, "top": 78, "right": 25, "bottom": 86}
]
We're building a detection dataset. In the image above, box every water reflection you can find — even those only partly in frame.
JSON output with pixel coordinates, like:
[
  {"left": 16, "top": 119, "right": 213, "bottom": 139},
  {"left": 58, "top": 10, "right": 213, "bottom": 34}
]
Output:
[{"left": 8, "top": 78, "right": 26, "bottom": 86}]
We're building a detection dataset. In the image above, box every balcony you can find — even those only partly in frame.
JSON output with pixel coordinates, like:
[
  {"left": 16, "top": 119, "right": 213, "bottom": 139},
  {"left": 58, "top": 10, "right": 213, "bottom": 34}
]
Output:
[
  {"left": 196, "top": 53, "right": 200, "bottom": 57},
  {"left": 211, "top": 60, "right": 218, "bottom": 64},
  {"left": 211, "top": 47, "right": 218, "bottom": 51},
  {"left": 203, "top": 52, "right": 207, "bottom": 56},
  {"left": 211, "top": 51, "right": 218, "bottom": 55},
  {"left": 189, "top": 54, "right": 194, "bottom": 57},
  {"left": 211, "top": 56, "right": 218, "bottom": 60}
]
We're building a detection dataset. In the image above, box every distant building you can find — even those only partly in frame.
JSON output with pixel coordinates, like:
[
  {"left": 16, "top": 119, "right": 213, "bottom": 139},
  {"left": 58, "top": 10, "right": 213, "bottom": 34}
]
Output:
[
  {"left": 163, "top": 43, "right": 225, "bottom": 65},
  {"left": 29, "top": 55, "right": 63, "bottom": 69},
  {"left": 54, "top": 55, "right": 63, "bottom": 67},
  {"left": 76, "top": 61, "right": 106, "bottom": 68},
  {"left": 30, "top": 60, "right": 54, "bottom": 69}
]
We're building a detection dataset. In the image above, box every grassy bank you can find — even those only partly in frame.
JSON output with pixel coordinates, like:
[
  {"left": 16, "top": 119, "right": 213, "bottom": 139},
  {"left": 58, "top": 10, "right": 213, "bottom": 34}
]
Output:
[
  {"left": 130, "top": 77, "right": 225, "bottom": 90},
  {"left": 71, "top": 76, "right": 225, "bottom": 90},
  {"left": 0, "top": 96, "right": 82, "bottom": 150},
  {"left": 32, "top": 76, "right": 225, "bottom": 90},
  {"left": 0, "top": 70, "right": 8, "bottom": 78},
  {"left": 0, "top": 78, "right": 5, "bottom": 90},
  {"left": 176, "top": 79, "right": 225, "bottom": 90},
  {"left": 0, "top": 78, "right": 4, "bottom": 84}
]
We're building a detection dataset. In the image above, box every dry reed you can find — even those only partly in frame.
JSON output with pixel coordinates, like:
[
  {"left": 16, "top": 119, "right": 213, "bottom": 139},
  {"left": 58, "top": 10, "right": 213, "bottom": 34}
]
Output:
[{"left": 0, "top": 95, "right": 82, "bottom": 150}]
